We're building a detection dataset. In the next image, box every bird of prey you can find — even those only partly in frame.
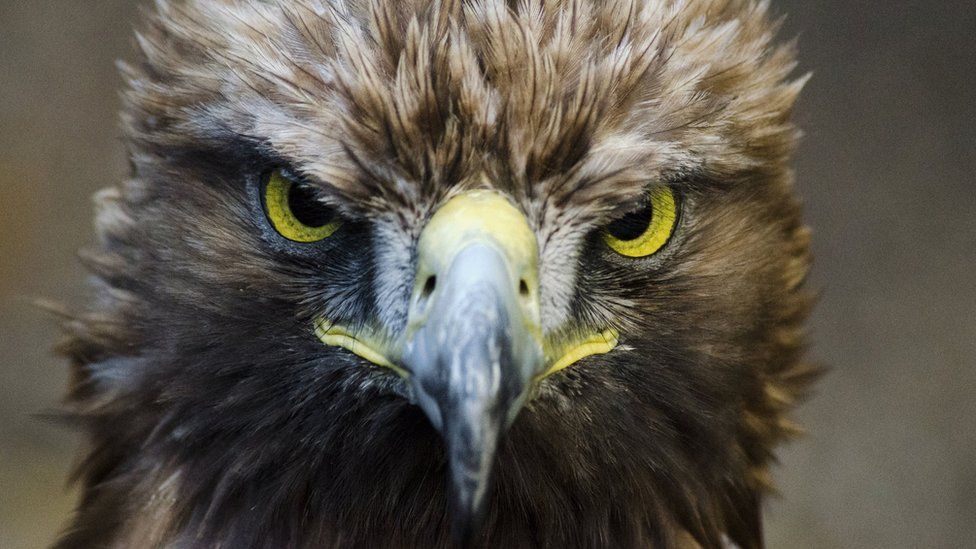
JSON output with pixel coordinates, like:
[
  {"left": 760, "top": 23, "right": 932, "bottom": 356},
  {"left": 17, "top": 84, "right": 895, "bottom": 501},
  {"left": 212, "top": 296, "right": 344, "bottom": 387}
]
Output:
[{"left": 55, "top": 0, "right": 815, "bottom": 547}]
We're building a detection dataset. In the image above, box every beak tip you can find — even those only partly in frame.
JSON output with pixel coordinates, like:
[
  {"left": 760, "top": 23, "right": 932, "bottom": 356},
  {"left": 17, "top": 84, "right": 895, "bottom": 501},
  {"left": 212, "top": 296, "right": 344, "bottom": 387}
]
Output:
[
  {"left": 450, "top": 489, "right": 486, "bottom": 548},
  {"left": 446, "top": 435, "right": 496, "bottom": 548}
]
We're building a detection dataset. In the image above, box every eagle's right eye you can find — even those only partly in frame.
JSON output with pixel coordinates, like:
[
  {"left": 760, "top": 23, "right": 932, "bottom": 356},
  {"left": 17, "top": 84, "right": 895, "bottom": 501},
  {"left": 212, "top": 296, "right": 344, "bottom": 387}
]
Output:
[{"left": 262, "top": 169, "right": 341, "bottom": 243}]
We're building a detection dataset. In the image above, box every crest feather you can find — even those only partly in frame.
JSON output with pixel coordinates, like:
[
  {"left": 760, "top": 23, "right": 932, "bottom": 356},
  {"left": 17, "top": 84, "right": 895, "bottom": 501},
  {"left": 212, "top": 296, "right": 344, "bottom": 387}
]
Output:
[{"left": 124, "top": 0, "right": 805, "bottom": 216}]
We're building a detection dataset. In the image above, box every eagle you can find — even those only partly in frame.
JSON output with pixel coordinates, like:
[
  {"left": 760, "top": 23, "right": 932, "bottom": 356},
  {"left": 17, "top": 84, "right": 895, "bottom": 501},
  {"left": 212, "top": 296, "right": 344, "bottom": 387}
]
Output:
[{"left": 55, "top": 0, "right": 815, "bottom": 547}]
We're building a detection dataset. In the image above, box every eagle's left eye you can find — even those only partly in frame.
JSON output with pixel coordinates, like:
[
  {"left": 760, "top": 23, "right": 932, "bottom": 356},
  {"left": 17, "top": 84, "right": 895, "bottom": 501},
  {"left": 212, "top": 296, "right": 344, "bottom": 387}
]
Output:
[
  {"left": 603, "top": 186, "right": 678, "bottom": 258},
  {"left": 262, "top": 169, "right": 341, "bottom": 243}
]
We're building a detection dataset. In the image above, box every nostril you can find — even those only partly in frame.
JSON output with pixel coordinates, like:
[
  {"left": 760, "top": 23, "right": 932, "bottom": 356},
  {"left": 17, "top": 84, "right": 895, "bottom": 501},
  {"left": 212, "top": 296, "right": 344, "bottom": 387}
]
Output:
[
  {"left": 519, "top": 279, "right": 530, "bottom": 297},
  {"left": 421, "top": 275, "right": 437, "bottom": 300}
]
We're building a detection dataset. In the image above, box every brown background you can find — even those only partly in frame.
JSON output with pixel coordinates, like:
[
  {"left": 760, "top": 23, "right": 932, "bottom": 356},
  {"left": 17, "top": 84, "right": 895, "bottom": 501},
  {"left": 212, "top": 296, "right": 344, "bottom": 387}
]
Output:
[{"left": 1, "top": 1, "right": 973, "bottom": 547}]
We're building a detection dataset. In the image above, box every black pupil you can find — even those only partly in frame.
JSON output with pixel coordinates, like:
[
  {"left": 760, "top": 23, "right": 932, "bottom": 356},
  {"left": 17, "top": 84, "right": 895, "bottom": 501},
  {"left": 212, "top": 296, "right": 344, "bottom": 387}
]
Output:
[
  {"left": 287, "top": 183, "right": 334, "bottom": 227},
  {"left": 607, "top": 202, "right": 653, "bottom": 241}
]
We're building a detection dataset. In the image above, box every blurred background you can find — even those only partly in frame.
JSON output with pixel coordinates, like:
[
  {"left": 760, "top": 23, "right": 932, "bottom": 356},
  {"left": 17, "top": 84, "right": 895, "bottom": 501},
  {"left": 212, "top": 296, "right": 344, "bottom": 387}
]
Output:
[{"left": 0, "top": 1, "right": 973, "bottom": 547}]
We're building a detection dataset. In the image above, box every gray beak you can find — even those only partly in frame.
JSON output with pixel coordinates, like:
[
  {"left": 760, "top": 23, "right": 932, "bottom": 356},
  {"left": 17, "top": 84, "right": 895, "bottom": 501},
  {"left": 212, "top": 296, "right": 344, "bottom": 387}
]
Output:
[
  {"left": 400, "top": 190, "right": 544, "bottom": 545},
  {"left": 403, "top": 243, "right": 542, "bottom": 544}
]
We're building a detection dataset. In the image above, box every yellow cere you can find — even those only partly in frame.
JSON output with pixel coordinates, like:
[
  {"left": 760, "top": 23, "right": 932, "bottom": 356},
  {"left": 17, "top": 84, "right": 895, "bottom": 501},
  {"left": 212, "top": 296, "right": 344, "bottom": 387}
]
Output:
[
  {"left": 540, "top": 328, "right": 620, "bottom": 380},
  {"left": 264, "top": 170, "right": 340, "bottom": 243},
  {"left": 313, "top": 318, "right": 408, "bottom": 378},
  {"left": 411, "top": 189, "right": 543, "bottom": 337},
  {"left": 417, "top": 189, "right": 538, "bottom": 285},
  {"left": 603, "top": 186, "right": 678, "bottom": 258}
]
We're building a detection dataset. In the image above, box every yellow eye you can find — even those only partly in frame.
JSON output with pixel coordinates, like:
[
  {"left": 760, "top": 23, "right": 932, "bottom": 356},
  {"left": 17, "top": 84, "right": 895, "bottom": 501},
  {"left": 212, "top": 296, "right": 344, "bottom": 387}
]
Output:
[
  {"left": 603, "top": 186, "right": 678, "bottom": 258},
  {"left": 263, "top": 170, "right": 340, "bottom": 243}
]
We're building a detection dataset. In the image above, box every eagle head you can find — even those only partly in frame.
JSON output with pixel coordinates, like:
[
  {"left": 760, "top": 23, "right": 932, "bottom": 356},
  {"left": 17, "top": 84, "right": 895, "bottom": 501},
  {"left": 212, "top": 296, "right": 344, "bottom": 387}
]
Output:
[{"left": 57, "top": 1, "right": 815, "bottom": 547}]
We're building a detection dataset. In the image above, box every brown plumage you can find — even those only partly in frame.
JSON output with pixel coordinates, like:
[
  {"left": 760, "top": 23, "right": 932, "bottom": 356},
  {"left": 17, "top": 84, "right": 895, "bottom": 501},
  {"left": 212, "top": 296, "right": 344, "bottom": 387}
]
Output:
[{"left": 56, "top": 0, "right": 816, "bottom": 547}]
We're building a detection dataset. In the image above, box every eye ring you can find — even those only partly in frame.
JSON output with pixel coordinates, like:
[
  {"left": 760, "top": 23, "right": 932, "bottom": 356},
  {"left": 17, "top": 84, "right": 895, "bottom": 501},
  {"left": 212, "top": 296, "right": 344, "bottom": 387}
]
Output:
[
  {"left": 263, "top": 169, "right": 341, "bottom": 243},
  {"left": 603, "top": 186, "right": 678, "bottom": 258}
]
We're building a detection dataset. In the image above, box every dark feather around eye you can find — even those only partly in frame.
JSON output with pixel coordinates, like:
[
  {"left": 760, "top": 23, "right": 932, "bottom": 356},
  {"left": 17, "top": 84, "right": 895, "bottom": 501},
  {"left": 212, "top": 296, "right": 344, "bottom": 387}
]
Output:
[
  {"left": 287, "top": 182, "right": 336, "bottom": 228},
  {"left": 606, "top": 202, "right": 654, "bottom": 242}
]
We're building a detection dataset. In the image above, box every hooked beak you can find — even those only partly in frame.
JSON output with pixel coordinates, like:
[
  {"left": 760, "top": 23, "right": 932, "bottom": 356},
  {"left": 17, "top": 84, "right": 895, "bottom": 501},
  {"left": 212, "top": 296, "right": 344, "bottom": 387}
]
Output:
[{"left": 402, "top": 191, "right": 543, "bottom": 544}]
